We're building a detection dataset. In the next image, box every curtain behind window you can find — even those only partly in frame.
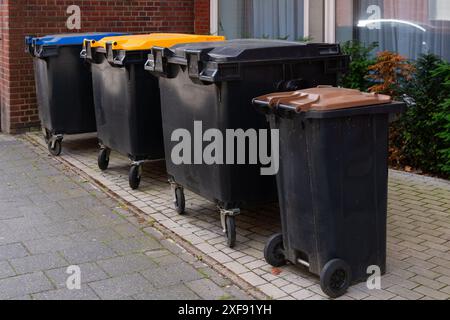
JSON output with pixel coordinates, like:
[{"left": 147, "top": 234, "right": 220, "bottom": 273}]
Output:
[{"left": 219, "top": 0, "right": 304, "bottom": 41}]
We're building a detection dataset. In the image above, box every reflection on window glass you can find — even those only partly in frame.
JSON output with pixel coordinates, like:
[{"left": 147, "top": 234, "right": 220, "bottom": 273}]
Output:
[
  {"left": 218, "top": 0, "right": 304, "bottom": 41},
  {"left": 336, "top": 0, "right": 450, "bottom": 61}
]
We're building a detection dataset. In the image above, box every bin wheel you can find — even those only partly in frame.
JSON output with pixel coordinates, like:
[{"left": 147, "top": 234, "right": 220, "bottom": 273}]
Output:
[
  {"left": 98, "top": 148, "right": 110, "bottom": 171},
  {"left": 48, "top": 139, "right": 62, "bottom": 156},
  {"left": 225, "top": 216, "right": 236, "bottom": 248},
  {"left": 129, "top": 165, "right": 141, "bottom": 190},
  {"left": 264, "top": 233, "right": 286, "bottom": 267},
  {"left": 320, "top": 259, "right": 351, "bottom": 299},
  {"left": 174, "top": 187, "right": 185, "bottom": 215}
]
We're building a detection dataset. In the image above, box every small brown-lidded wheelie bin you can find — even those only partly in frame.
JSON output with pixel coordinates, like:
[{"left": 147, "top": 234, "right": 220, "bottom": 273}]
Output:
[{"left": 253, "top": 87, "right": 405, "bottom": 298}]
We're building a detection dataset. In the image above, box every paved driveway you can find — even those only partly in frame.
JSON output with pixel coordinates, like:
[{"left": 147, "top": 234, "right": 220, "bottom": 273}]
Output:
[
  {"left": 0, "top": 135, "right": 252, "bottom": 300},
  {"left": 23, "top": 132, "right": 450, "bottom": 300}
]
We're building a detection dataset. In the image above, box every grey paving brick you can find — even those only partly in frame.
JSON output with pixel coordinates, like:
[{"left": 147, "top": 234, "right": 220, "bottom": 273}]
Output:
[
  {"left": 0, "top": 260, "right": 16, "bottom": 279},
  {"left": 69, "top": 227, "right": 123, "bottom": 244},
  {"left": 33, "top": 286, "right": 100, "bottom": 300},
  {"left": 45, "top": 263, "right": 109, "bottom": 289},
  {"left": 58, "top": 196, "right": 104, "bottom": 211},
  {"left": 410, "top": 275, "right": 446, "bottom": 290},
  {"left": 0, "top": 243, "right": 29, "bottom": 261},
  {"left": 36, "top": 220, "right": 87, "bottom": 238},
  {"left": 22, "top": 235, "right": 81, "bottom": 255},
  {"left": 9, "top": 252, "right": 68, "bottom": 274},
  {"left": 0, "top": 272, "right": 54, "bottom": 299},
  {"left": 196, "top": 267, "right": 232, "bottom": 287},
  {"left": 386, "top": 285, "right": 425, "bottom": 300},
  {"left": 0, "top": 227, "right": 43, "bottom": 246},
  {"left": 106, "top": 236, "right": 161, "bottom": 255},
  {"left": 77, "top": 215, "right": 124, "bottom": 230},
  {"left": 109, "top": 223, "right": 143, "bottom": 238},
  {"left": 8, "top": 295, "right": 33, "bottom": 300},
  {"left": 97, "top": 254, "right": 157, "bottom": 277},
  {"left": 413, "top": 285, "right": 449, "bottom": 300},
  {"left": 150, "top": 253, "right": 185, "bottom": 267},
  {"left": 60, "top": 243, "right": 117, "bottom": 264},
  {"left": 141, "top": 263, "right": 204, "bottom": 289},
  {"left": 223, "top": 285, "right": 254, "bottom": 300},
  {"left": 4, "top": 216, "right": 53, "bottom": 231},
  {"left": 185, "top": 278, "right": 230, "bottom": 300},
  {"left": 88, "top": 273, "right": 154, "bottom": 300},
  {"left": 133, "top": 284, "right": 200, "bottom": 300}
]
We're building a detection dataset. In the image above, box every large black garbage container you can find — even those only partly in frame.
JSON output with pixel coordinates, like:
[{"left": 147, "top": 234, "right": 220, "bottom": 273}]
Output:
[
  {"left": 25, "top": 33, "right": 124, "bottom": 156},
  {"left": 145, "top": 40, "right": 349, "bottom": 247},
  {"left": 253, "top": 87, "right": 405, "bottom": 298},
  {"left": 81, "top": 34, "right": 224, "bottom": 190}
]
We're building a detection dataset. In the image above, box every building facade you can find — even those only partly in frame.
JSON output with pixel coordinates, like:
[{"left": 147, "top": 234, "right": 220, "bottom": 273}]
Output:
[
  {"left": 1, "top": 0, "right": 448, "bottom": 132},
  {"left": 216, "top": 0, "right": 450, "bottom": 61},
  {"left": 0, "top": 0, "right": 210, "bottom": 133}
]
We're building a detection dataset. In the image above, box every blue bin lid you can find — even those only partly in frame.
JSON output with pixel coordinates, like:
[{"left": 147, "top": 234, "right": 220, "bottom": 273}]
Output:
[{"left": 27, "top": 32, "right": 125, "bottom": 47}]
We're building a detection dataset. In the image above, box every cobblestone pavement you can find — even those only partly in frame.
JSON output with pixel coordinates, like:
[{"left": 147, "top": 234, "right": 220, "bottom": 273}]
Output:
[
  {"left": 0, "top": 134, "right": 253, "bottom": 300},
  {"left": 21, "top": 133, "right": 450, "bottom": 300}
]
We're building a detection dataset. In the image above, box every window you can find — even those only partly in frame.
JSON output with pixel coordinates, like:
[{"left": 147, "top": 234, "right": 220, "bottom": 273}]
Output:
[
  {"left": 429, "top": 0, "right": 450, "bottom": 21},
  {"left": 336, "top": 0, "right": 450, "bottom": 61},
  {"left": 218, "top": 0, "right": 305, "bottom": 41}
]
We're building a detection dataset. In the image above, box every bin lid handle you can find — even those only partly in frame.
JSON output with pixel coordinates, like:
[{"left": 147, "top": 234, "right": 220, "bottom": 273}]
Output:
[{"left": 265, "top": 91, "right": 320, "bottom": 111}]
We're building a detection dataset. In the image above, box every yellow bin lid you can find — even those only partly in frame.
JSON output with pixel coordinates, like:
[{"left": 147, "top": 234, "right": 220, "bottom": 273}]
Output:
[{"left": 87, "top": 33, "right": 225, "bottom": 51}]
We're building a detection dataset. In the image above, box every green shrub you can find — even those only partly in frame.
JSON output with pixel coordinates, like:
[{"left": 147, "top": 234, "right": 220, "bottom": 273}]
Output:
[
  {"left": 339, "top": 40, "right": 378, "bottom": 91},
  {"left": 431, "top": 62, "right": 450, "bottom": 176},
  {"left": 394, "top": 54, "right": 450, "bottom": 178}
]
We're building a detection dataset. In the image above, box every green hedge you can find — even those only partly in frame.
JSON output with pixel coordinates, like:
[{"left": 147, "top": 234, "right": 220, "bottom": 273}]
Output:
[{"left": 339, "top": 41, "right": 450, "bottom": 179}]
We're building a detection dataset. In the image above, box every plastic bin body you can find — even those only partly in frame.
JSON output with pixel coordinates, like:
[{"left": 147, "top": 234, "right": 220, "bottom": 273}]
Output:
[
  {"left": 150, "top": 40, "right": 349, "bottom": 207},
  {"left": 83, "top": 34, "right": 225, "bottom": 160},
  {"left": 26, "top": 33, "right": 124, "bottom": 135},
  {"left": 255, "top": 88, "right": 405, "bottom": 284},
  {"left": 90, "top": 54, "right": 164, "bottom": 159}
]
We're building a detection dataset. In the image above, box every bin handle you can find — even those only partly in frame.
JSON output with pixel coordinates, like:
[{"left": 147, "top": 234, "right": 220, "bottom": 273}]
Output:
[
  {"left": 263, "top": 91, "right": 320, "bottom": 112},
  {"left": 401, "top": 94, "right": 416, "bottom": 108},
  {"left": 25, "top": 35, "right": 36, "bottom": 54}
]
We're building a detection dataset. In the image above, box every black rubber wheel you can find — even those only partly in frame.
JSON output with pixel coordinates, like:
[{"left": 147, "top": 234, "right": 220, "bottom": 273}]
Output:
[
  {"left": 264, "top": 233, "right": 286, "bottom": 267},
  {"left": 98, "top": 148, "right": 110, "bottom": 171},
  {"left": 129, "top": 165, "right": 141, "bottom": 190},
  {"left": 48, "top": 139, "right": 62, "bottom": 156},
  {"left": 320, "top": 259, "right": 351, "bottom": 299},
  {"left": 225, "top": 216, "right": 236, "bottom": 248},
  {"left": 174, "top": 187, "right": 185, "bottom": 215}
]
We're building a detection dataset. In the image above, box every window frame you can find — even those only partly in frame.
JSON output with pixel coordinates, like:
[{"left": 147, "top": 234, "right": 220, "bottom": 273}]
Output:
[{"left": 211, "top": 0, "right": 328, "bottom": 41}]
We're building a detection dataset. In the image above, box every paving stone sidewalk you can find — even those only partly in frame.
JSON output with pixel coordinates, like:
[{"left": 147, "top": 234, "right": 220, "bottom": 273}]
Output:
[
  {"left": 21, "top": 132, "right": 450, "bottom": 300},
  {"left": 0, "top": 134, "right": 252, "bottom": 300}
]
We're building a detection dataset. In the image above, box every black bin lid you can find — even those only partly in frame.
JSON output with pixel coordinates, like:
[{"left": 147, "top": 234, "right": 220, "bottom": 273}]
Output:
[{"left": 169, "top": 39, "right": 343, "bottom": 63}]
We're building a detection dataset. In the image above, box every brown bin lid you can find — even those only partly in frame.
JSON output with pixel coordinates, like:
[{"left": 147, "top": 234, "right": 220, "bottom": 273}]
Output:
[{"left": 256, "top": 86, "right": 392, "bottom": 112}]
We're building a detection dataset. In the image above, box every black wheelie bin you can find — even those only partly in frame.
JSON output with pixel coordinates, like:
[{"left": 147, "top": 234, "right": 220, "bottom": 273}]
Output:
[
  {"left": 25, "top": 33, "right": 124, "bottom": 156},
  {"left": 145, "top": 40, "right": 349, "bottom": 247},
  {"left": 81, "top": 34, "right": 224, "bottom": 190},
  {"left": 253, "top": 87, "right": 406, "bottom": 298}
]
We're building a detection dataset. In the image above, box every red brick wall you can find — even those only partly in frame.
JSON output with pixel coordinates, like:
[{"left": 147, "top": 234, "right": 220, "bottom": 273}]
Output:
[
  {"left": 194, "top": 0, "right": 210, "bottom": 35},
  {"left": 0, "top": 0, "right": 10, "bottom": 131},
  {"left": 0, "top": 0, "right": 200, "bottom": 133}
]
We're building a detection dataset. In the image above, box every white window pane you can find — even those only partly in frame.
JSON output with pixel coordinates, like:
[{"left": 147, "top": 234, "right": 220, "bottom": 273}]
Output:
[
  {"left": 336, "top": 0, "right": 450, "bottom": 61},
  {"left": 430, "top": 0, "right": 450, "bottom": 21},
  {"left": 218, "top": 0, "right": 304, "bottom": 41}
]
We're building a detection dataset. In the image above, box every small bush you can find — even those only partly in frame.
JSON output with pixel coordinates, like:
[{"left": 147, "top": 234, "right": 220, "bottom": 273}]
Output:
[
  {"left": 390, "top": 54, "right": 450, "bottom": 178},
  {"left": 339, "top": 41, "right": 378, "bottom": 91},
  {"left": 338, "top": 45, "right": 449, "bottom": 179},
  {"left": 367, "top": 51, "right": 415, "bottom": 98}
]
